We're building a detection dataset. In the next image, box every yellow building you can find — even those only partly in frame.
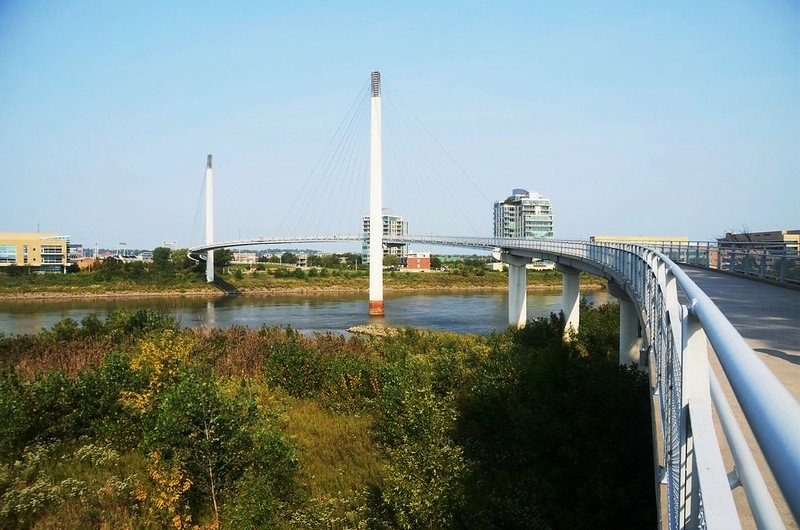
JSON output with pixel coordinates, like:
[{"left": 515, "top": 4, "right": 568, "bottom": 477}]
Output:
[
  {"left": 0, "top": 232, "right": 69, "bottom": 273},
  {"left": 590, "top": 235, "right": 689, "bottom": 244}
]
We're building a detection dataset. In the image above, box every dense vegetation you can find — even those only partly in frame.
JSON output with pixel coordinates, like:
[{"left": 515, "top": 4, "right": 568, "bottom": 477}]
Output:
[{"left": 0, "top": 303, "right": 654, "bottom": 528}]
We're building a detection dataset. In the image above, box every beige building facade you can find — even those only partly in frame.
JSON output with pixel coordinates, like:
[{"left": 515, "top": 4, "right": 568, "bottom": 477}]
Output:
[
  {"left": 719, "top": 230, "right": 800, "bottom": 251},
  {"left": 590, "top": 235, "right": 689, "bottom": 244},
  {"left": 0, "top": 232, "right": 69, "bottom": 272}
]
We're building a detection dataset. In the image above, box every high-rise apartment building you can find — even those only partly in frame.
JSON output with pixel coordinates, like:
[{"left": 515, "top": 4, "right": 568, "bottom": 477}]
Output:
[
  {"left": 362, "top": 210, "right": 409, "bottom": 263},
  {"left": 493, "top": 189, "right": 554, "bottom": 238}
]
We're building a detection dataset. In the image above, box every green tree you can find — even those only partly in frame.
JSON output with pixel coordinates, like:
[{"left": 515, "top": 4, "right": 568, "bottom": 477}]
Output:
[
  {"left": 384, "top": 254, "right": 400, "bottom": 267},
  {"left": 430, "top": 255, "right": 443, "bottom": 269},
  {"left": 171, "top": 248, "right": 196, "bottom": 271},
  {"left": 152, "top": 247, "right": 172, "bottom": 273},
  {"left": 281, "top": 252, "right": 299, "bottom": 265},
  {"left": 215, "top": 249, "right": 234, "bottom": 268}
]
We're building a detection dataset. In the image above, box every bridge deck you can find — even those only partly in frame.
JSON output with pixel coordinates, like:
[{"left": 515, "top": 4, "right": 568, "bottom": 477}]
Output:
[{"left": 682, "top": 266, "right": 799, "bottom": 529}]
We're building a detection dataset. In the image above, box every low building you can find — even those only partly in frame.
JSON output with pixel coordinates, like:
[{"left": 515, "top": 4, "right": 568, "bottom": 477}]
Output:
[
  {"left": 590, "top": 235, "right": 689, "bottom": 245},
  {"left": 715, "top": 229, "right": 799, "bottom": 270},
  {"left": 73, "top": 257, "right": 102, "bottom": 271},
  {"left": 233, "top": 251, "right": 258, "bottom": 264},
  {"left": 717, "top": 230, "right": 800, "bottom": 252},
  {"left": 68, "top": 243, "right": 84, "bottom": 260},
  {"left": 0, "top": 232, "right": 69, "bottom": 273},
  {"left": 405, "top": 252, "right": 431, "bottom": 271},
  {"left": 135, "top": 251, "right": 154, "bottom": 262}
]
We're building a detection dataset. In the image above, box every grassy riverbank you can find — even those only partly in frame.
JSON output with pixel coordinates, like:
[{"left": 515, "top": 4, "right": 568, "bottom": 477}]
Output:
[
  {"left": 0, "top": 266, "right": 605, "bottom": 300},
  {"left": 0, "top": 306, "right": 654, "bottom": 528}
]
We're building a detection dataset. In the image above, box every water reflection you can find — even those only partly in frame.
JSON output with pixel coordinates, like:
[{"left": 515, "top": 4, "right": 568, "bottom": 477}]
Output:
[{"left": 0, "top": 291, "right": 611, "bottom": 336}]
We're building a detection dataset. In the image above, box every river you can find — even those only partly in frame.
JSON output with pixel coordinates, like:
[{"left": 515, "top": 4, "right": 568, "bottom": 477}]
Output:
[{"left": 0, "top": 291, "right": 613, "bottom": 336}]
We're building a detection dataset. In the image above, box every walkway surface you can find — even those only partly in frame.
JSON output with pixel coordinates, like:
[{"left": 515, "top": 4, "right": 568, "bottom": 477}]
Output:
[{"left": 681, "top": 266, "right": 800, "bottom": 528}]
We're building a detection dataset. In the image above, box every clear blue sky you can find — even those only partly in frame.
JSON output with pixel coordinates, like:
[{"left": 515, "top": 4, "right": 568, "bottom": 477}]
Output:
[{"left": 1, "top": 1, "right": 798, "bottom": 249}]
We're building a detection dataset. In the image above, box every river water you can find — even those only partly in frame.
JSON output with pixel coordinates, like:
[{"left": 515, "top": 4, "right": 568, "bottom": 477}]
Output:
[{"left": 0, "top": 291, "right": 612, "bottom": 336}]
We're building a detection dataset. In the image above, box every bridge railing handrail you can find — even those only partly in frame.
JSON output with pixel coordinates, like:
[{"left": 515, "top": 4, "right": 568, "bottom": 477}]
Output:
[
  {"left": 654, "top": 249, "right": 800, "bottom": 523},
  {"left": 606, "top": 239, "right": 800, "bottom": 287}
]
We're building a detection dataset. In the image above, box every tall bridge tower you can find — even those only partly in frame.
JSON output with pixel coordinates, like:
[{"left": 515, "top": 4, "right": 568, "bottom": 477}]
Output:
[
  {"left": 205, "top": 154, "right": 214, "bottom": 282},
  {"left": 369, "top": 71, "right": 384, "bottom": 315}
]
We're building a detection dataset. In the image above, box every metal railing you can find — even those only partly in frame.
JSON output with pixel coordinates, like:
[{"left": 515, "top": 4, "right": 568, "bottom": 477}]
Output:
[
  {"left": 190, "top": 234, "right": 800, "bottom": 527},
  {"left": 630, "top": 240, "right": 800, "bottom": 287}
]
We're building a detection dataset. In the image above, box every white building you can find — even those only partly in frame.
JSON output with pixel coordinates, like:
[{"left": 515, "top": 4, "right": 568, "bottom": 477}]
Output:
[
  {"left": 232, "top": 251, "right": 258, "bottom": 264},
  {"left": 362, "top": 209, "right": 409, "bottom": 263},
  {"left": 494, "top": 189, "right": 554, "bottom": 238}
]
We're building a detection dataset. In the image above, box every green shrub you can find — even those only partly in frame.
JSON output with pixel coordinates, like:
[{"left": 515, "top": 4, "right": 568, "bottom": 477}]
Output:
[
  {"left": 47, "top": 318, "right": 81, "bottom": 342},
  {"left": 25, "top": 372, "right": 75, "bottom": 442},
  {"left": 0, "top": 371, "right": 33, "bottom": 462},
  {"left": 319, "top": 352, "right": 380, "bottom": 411},
  {"left": 80, "top": 313, "right": 105, "bottom": 339},
  {"left": 104, "top": 309, "right": 178, "bottom": 339},
  {"left": 66, "top": 352, "right": 146, "bottom": 448},
  {"left": 372, "top": 381, "right": 467, "bottom": 528},
  {"left": 263, "top": 338, "right": 325, "bottom": 398},
  {"left": 142, "top": 367, "right": 297, "bottom": 520}
]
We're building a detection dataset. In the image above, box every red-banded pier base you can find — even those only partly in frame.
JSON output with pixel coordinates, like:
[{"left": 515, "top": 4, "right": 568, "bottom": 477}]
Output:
[{"left": 369, "top": 300, "right": 385, "bottom": 316}]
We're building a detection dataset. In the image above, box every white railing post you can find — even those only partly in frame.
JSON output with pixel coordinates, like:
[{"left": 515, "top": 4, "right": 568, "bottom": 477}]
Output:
[{"left": 681, "top": 304, "right": 741, "bottom": 529}]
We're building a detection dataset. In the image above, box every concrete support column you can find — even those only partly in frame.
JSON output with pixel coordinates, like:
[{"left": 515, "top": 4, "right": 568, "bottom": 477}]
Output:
[
  {"left": 557, "top": 264, "right": 580, "bottom": 338},
  {"left": 508, "top": 260, "right": 528, "bottom": 328},
  {"left": 619, "top": 299, "right": 641, "bottom": 366},
  {"left": 608, "top": 281, "right": 644, "bottom": 366},
  {"left": 493, "top": 250, "right": 531, "bottom": 328}
]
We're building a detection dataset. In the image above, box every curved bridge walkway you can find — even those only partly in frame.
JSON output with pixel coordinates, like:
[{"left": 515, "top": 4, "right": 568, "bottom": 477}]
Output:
[{"left": 682, "top": 267, "right": 800, "bottom": 529}]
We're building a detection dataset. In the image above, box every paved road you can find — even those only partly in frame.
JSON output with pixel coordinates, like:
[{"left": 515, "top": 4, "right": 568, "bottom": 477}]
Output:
[{"left": 680, "top": 266, "right": 800, "bottom": 528}]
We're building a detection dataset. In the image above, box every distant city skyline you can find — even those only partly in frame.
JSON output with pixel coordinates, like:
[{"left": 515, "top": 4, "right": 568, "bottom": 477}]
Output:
[{"left": 1, "top": 2, "right": 798, "bottom": 248}]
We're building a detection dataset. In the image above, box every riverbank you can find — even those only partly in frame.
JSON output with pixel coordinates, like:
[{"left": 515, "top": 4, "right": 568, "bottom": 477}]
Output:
[
  {"left": 0, "top": 271, "right": 605, "bottom": 300},
  {"left": 0, "top": 282, "right": 605, "bottom": 301}
]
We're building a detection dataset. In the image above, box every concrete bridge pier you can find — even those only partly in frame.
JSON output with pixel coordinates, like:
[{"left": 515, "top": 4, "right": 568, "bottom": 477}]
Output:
[
  {"left": 608, "top": 282, "right": 643, "bottom": 366},
  {"left": 507, "top": 255, "right": 532, "bottom": 328},
  {"left": 556, "top": 264, "right": 580, "bottom": 338},
  {"left": 493, "top": 250, "right": 531, "bottom": 328}
]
